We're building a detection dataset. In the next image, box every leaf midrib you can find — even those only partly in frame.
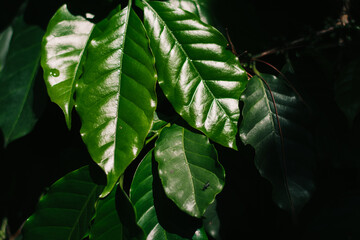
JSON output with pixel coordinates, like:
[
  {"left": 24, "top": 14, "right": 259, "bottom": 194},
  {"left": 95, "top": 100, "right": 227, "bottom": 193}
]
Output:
[
  {"left": 145, "top": 1, "right": 233, "bottom": 128},
  {"left": 113, "top": 3, "right": 132, "bottom": 167},
  {"left": 67, "top": 186, "right": 98, "bottom": 239},
  {"left": 6, "top": 49, "right": 41, "bottom": 145}
]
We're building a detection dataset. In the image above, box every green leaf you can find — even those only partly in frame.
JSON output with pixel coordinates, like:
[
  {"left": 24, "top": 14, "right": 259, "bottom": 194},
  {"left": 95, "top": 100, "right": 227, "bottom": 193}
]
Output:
[
  {"left": 0, "top": 26, "right": 13, "bottom": 72},
  {"left": 130, "top": 150, "right": 206, "bottom": 239},
  {"left": 41, "top": 4, "right": 95, "bottom": 129},
  {"left": 169, "top": 0, "right": 214, "bottom": 25},
  {"left": 76, "top": 1, "right": 157, "bottom": 197},
  {"left": 334, "top": 59, "right": 360, "bottom": 126},
  {"left": 239, "top": 74, "right": 315, "bottom": 213},
  {"left": 22, "top": 166, "right": 104, "bottom": 240},
  {"left": 0, "top": 16, "right": 44, "bottom": 146},
  {"left": 90, "top": 184, "right": 145, "bottom": 240},
  {"left": 145, "top": 112, "right": 170, "bottom": 144},
  {"left": 154, "top": 124, "right": 225, "bottom": 218},
  {"left": 143, "top": 1, "right": 247, "bottom": 150},
  {"left": 203, "top": 200, "right": 220, "bottom": 240}
]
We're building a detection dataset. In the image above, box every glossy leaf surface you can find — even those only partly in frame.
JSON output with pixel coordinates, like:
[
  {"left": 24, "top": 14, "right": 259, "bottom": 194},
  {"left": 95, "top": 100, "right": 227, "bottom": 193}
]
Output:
[
  {"left": 0, "top": 26, "right": 13, "bottom": 72},
  {"left": 0, "top": 16, "right": 43, "bottom": 146},
  {"left": 22, "top": 166, "right": 104, "bottom": 240},
  {"left": 154, "top": 124, "right": 225, "bottom": 218},
  {"left": 76, "top": 2, "right": 157, "bottom": 197},
  {"left": 144, "top": 1, "right": 247, "bottom": 149},
  {"left": 169, "top": 0, "right": 214, "bottom": 25},
  {"left": 239, "top": 74, "right": 315, "bottom": 212},
  {"left": 334, "top": 59, "right": 360, "bottom": 126},
  {"left": 90, "top": 185, "right": 145, "bottom": 240},
  {"left": 130, "top": 150, "right": 205, "bottom": 239},
  {"left": 41, "top": 4, "right": 94, "bottom": 129}
]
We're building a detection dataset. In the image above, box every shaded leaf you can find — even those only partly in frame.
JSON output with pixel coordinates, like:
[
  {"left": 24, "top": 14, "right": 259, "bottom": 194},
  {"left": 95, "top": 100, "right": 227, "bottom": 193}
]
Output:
[
  {"left": 143, "top": 1, "right": 247, "bottom": 149},
  {"left": 169, "top": 0, "right": 214, "bottom": 25},
  {"left": 130, "top": 150, "right": 206, "bottom": 239},
  {"left": 41, "top": 4, "right": 95, "bottom": 129},
  {"left": 334, "top": 59, "right": 360, "bottom": 126},
  {"left": 90, "top": 184, "right": 145, "bottom": 240},
  {"left": 0, "top": 16, "right": 44, "bottom": 146},
  {"left": 203, "top": 200, "right": 220, "bottom": 240},
  {"left": 0, "top": 26, "right": 13, "bottom": 72},
  {"left": 145, "top": 112, "right": 170, "bottom": 144},
  {"left": 154, "top": 124, "right": 225, "bottom": 218},
  {"left": 239, "top": 74, "right": 315, "bottom": 213},
  {"left": 76, "top": 1, "right": 157, "bottom": 197},
  {"left": 22, "top": 166, "right": 104, "bottom": 240}
]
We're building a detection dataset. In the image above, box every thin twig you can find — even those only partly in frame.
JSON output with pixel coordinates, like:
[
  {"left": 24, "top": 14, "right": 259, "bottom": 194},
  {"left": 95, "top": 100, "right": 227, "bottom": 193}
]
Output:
[{"left": 253, "top": 0, "right": 351, "bottom": 59}]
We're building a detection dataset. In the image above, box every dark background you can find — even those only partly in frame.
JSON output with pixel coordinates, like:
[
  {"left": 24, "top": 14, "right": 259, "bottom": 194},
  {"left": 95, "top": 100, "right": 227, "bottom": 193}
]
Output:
[{"left": 1, "top": 0, "right": 360, "bottom": 239}]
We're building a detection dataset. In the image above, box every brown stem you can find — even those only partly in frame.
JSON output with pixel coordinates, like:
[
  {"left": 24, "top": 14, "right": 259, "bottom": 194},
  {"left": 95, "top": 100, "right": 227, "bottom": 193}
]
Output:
[{"left": 253, "top": 0, "right": 351, "bottom": 59}]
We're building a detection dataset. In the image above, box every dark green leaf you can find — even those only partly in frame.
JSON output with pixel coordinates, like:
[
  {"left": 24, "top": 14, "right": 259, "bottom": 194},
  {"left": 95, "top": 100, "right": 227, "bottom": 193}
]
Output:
[
  {"left": 143, "top": 1, "right": 247, "bottom": 149},
  {"left": 203, "top": 200, "right": 220, "bottom": 240},
  {"left": 145, "top": 112, "right": 170, "bottom": 144},
  {"left": 239, "top": 74, "right": 315, "bottom": 213},
  {"left": 130, "top": 150, "right": 206, "bottom": 239},
  {"left": 41, "top": 4, "right": 95, "bottom": 129},
  {"left": 334, "top": 59, "right": 360, "bottom": 126},
  {"left": 76, "top": 1, "right": 157, "bottom": 197},
  {"left": 22, "top": 166, "right": 104, "bottom": 240},
  {"left": 154, "top": 124, "right": 225, "bottom": 218},
  {"left": 0, "top": 16, "right": 44, "bottom": 146},
  {"left": 90, "top": 184, "right": 145, "bottom": 240},
  {"left": 0, "top": 26, "right": 13, "bottom": 72},
  {"left": 169, "top": 0, "right": 214, "bottom": 25}
]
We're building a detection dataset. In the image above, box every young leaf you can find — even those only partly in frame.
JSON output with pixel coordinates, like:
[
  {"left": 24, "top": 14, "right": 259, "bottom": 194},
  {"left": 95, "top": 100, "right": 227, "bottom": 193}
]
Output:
[
  {"left": 334, "top": 59, "right": 360, "bottom": 126},
  {"left": 154, "top": 124, "right": 225, "bottom": 218},
  {"left": 0, "top": 16, "right": 44, "bottom": 146},
  {"left": 89, "top": 184, "right": 145, "bottom": 240},
  {"left": 169, "top": 0, "right": 214, "bottom": 25},
  {"left": 76, "top": 1, "right": 157, "bottom": 197},
  {"left": 41, "top": 4, "right": 95, "bottom": 129},
  {"left": 130, "top": 150, "right": 206, "bottom": 239},
  {"left": 143, "top": 1, "right": 248, "bottom": 150},
  {"left": 22, "top": 166, "right": 104, "bottom": 240},
  {"left": 239, "top": 74, "right": 315, "bottom": 213}
]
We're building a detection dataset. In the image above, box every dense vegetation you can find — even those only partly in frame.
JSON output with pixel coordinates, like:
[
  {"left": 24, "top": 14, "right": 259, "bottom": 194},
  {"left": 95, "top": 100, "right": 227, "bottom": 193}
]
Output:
[{"left": 1, "top": 0, "right": 359, "bottom": 239}]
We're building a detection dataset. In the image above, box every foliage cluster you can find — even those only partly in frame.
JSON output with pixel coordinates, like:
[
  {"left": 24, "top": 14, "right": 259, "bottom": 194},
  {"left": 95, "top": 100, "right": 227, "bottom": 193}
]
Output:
[{"left": 1, "top": 0, "right": 360, "bottom": 239}]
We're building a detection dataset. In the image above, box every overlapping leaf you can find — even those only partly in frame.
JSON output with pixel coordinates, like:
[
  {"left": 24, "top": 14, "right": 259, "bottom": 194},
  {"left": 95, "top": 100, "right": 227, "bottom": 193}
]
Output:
[
  {"left": 90, "top": 184, "right": 144, "bottom": 240},
  {"left": 41, "top": 4, "right": 95, "bottom": 129},
  {"left": 169, "top": 0, "right": 214, "bottom": 25},
  {"left": 76, "top": 1, "right": 157, "bottom": 197},
  {"left": 0, "top": 16, "right": 44, "bottom": 146},
  {"left": 143, "top": 1, "right": 247, "bottom": 149},
  {"left": 130, "top": 150, "right": 206, "bottom": 239},
  {"left": 154, "top": 124, "right": 225, "bottom": 218},
  {"left": 22, "top": 166, "right": 104, "bottom": 240},
  {"left": 239, "top": 74, "right": 315, "bottom": 213},
  {"left": 334, "top": 59, "right": 360, "bottom": 126}
]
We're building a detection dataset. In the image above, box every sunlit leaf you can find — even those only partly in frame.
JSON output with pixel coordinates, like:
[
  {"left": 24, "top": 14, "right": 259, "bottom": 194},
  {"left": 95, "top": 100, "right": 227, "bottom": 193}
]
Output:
[
  {"left": 154, "top": 124, "right": 225, "bottom": 218},
  {"left": 76, "top": 1, "right": 157, "bottom": 197},
  {"left": 41, "top": 4, "right": 95, "bottom": 129},
  {"left": 0, "top": 16, "right": 44, "bottom": 146},
  {"left": 143, "top": 1, "right": 247, "bottom": 149},
  {"left": 239, "top": 74, "right": 315, "bottom": 213},
  {"left": 22, "top": 166, "right": 104, "bottom": 240},
  {"left": 130, "top": 150, "right": 206, "bottom": 239},
  {"left": 169, "top": 0, "right": 214, "bottom": 25}
]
